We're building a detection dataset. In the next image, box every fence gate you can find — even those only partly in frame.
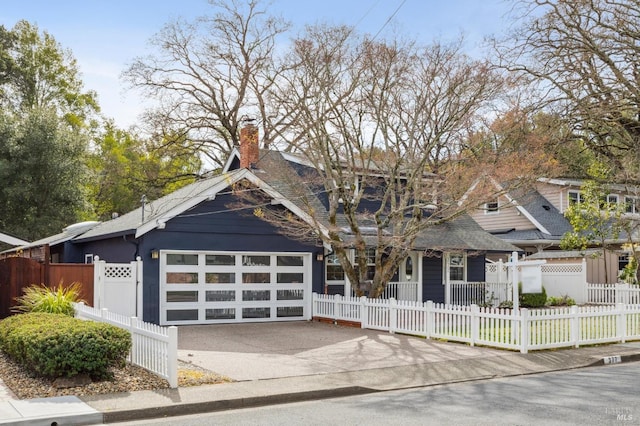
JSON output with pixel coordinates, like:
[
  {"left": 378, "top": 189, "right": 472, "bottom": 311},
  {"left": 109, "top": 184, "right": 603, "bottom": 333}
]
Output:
[{"left": 93, "top": 257, "right": 142, "bottom": 317}]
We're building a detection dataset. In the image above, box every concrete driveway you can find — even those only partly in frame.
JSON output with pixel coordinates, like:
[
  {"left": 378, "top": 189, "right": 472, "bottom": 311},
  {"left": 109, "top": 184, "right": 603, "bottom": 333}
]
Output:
[{"left": 177, "top": 321, "right": 507, "bottom": 381}]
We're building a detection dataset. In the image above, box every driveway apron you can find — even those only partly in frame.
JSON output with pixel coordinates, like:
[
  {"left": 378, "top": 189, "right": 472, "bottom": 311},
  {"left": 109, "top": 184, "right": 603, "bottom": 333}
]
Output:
[{"left": 177, "top": 321, "right": 506, "bottom": 381}]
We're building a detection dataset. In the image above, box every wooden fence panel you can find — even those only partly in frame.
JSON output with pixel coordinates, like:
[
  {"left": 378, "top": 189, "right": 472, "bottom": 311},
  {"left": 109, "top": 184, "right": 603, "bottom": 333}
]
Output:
[
  {"left": 0, "top": 257, "right": 44, "bottom": 318},
  {"left": 0, "top": 258, "right": 94, "bottom": 319},
  {"left": 48, "top": 263, "right": 94, "bottom": 306}
]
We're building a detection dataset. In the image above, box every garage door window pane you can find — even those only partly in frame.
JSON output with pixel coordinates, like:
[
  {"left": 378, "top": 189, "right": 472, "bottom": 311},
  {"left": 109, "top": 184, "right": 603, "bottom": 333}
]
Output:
[
  {"left": 167, "top": 291, "right": 198, "bottom": 302},
  {"left": 243, "top": 290, "right": 270, "bottom": 301},
  {"left": 167, "top": 309, "right": 198, "bottom": 321},
  {"left": 206, "top": 255, "right": 235, "bottom": 266},
  {"left": 277, "top": 289, "right": 303, "bottom": 300},
  {"left": 242, "top": 255, "right": 270, "bottom": 266},
  {"left": 277, "top": 306, "right": 303, "bottom": 317},
  {"left": 242, "top": 307, "right": 270, "bottom": 318},
  {"left": 243, "top": 272, "right": 270, "bottom": 283},
  {"left": 277, "top": 273, "right": 303, "bottom": 283},
  {"left": 166, "top": 254, "right": 198, "bottom": 265},
  {"left": 206, "top": 308, "right": 235, "bottom": 320},
  {"left": 166, "top": 272, "right": 198, "bottom": 284},
  {"left": 206, "top": 272, "right": 235, "bottom": 284},
  {"left": 206, "top": 290, "right": 235, "bottom": 302},
  {"left": 277, "top": 255, "right": 303, "bottom": 266}
]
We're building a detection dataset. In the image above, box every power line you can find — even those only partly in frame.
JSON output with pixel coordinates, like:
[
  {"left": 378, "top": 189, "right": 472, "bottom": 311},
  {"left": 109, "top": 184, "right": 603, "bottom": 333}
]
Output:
[{"left": 371, "top": 0, "right": 407, "bottom": 41}]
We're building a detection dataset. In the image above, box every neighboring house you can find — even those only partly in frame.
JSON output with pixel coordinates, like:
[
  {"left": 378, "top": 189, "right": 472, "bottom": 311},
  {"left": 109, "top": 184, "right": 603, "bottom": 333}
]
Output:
[
  {"left": 1, "top": 221, "right": 100, "bottom": 263},
  {"left": 0, "top": 232, "right": 28, "bottom": 247},
  {"left": 471, "top": 185, "right": 573, "bottom": 257},
  {"left": 5, "top": 123, "right": 518, "bottom": 325},
  {"left": 470, "top": 178, "right": 640, "bottom": 283}
]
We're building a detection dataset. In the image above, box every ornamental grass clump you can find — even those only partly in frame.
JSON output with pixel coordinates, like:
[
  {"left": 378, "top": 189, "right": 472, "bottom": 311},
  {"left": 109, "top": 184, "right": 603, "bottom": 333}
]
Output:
[{"left": 12, "top": 282, "right": 83, "bottom": 316}]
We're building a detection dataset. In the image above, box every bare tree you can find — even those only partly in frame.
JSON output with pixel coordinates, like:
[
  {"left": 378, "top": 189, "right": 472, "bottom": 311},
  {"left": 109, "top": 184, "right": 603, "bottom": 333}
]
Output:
[
  {"left": 123, "top": 0, "right": 290, "bottom": 168},
  {"left": 239, "top": 26, "right": 529, "bottom": 297},
  {"left": 493, "top": 0, "right": 640, "bottom": 183}
]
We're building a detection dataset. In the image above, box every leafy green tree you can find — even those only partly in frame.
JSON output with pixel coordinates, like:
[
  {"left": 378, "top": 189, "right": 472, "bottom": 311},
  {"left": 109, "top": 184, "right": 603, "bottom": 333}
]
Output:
[
  {"left": 0, "top": 20, "right": 98, "bottom": 125},
  {"left": 560, "top": 164, "right": 625, "bottom": 283},
  {"left": 0, "top": 107, "right": 89, "bottom": 240},
  {"left": 0, "top": 21, "right": 101, "bottom": 240},
  {"left": 87, "top": 123, "right": 202, "bottom": 220}
]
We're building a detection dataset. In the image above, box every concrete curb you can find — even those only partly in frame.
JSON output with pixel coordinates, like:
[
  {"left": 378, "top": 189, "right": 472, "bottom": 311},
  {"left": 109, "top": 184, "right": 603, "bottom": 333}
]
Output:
[
  {"left": 590, "top": 352, "right": 640, "bottom": 367},
  {"left": 101, "top": 386, "right": 378, "bottom": 423}
]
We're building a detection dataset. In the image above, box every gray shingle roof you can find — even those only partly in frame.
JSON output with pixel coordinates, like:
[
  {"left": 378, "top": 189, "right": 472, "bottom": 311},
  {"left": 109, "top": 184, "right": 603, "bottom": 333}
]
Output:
[
  {"left": 413, "top": 214, "right": 520, "bottom": 252},
  {"left": 65, "top": 149, "right": 519, "bottom": 254},
  {"left": 514, "top": 190, "right": 572, "bottom": 236},
  {"left": 255, "top": 151, "right": 518, "bottom": 252},
  {"left": 75, "top": 170, "right": 245, "bottom": 242}
]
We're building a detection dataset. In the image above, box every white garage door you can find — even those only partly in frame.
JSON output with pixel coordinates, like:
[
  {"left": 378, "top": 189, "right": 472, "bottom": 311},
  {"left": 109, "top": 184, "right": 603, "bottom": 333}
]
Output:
[{"left": 159, "top": 250, "right": 312, "bottom": 325}]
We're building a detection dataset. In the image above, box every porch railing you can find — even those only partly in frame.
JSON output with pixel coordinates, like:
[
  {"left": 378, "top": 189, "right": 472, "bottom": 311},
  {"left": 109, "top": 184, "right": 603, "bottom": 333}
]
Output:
[
  {"left": 450, "top": 282, "right": 512, "bottom": 307},
  {"left": 325, "top": 281, "right": 420, "bottom": 302},
  {"left": 382, "top": 281, "right": 420, "bottom": 301}
]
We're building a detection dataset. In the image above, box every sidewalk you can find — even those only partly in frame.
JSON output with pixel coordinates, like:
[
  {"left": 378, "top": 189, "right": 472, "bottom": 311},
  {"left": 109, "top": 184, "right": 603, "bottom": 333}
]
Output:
[{"left": 1, "top": 327, "right": 639, "bottom": 425}]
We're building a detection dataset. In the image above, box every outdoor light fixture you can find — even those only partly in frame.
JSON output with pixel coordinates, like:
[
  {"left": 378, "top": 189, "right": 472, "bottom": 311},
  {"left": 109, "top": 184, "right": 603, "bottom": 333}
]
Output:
[
  {"left": 151, "top": 249, "right": 159, "bottom": 260},
  {"left": 316, "top": 252, "right": 324, "bottom": 262}
]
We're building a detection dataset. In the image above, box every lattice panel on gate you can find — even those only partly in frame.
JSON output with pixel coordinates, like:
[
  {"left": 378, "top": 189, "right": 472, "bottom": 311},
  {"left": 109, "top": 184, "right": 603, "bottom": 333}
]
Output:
[
  {"left": 105, "top": 265, "right": 133, "bottom": 279},
  {"left": 541, "top": 264, "right": 583, "bottom": 273}
]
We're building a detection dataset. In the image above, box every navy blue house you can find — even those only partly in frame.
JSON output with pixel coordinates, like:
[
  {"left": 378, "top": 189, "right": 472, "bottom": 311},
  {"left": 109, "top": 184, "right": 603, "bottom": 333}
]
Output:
[{"left": 10, "top": 124, "right": 517, "bottom": 325}]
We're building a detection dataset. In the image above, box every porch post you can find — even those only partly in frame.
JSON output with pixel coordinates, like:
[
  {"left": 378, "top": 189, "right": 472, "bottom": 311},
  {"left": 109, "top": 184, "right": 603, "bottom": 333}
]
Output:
[
  {"left": 444, "top": 253, "right": 450, "bottom": 305},
  {"left": 417, "top": 252, "right": 423, "bottom": 303},
  {"left": 511, "top": 251, "right": 519, "bottom": 312}
]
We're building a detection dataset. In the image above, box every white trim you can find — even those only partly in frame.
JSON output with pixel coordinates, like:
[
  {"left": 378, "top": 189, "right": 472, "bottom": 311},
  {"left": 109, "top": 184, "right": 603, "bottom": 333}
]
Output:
[
  {"left": 221, "top": 147, "right": 241, "bottom": 173},
  {"left": 135, "top": 169, "right": 246, "bottom": 238},
  {"left": 134, "top": 168, "right": 331, "bottom": 241}
]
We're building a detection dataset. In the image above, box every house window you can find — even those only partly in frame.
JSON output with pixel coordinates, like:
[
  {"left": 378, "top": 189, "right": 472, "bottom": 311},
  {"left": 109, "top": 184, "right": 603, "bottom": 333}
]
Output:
[
  {"left": 625, "top": 197, "right": 639, "bottom": 214},
  {"left": 600, "top": 194, "right": 619, "bottom": 209},
  {"left": 355, "top": 248, "right": 376, "bottom": 281},
  {"left": 568, "top": 190, "right": 583, "bottom": 205},
  {"left": 326, "top": 254, "right": 345, "bottom": 281},
  {"left": 484, "top": 199, "right": 499, "bottom": 214},
  {"left": 448, "top": 253, "right": 466, "bottom": 282},
  {"left": 405, "top": 256, "right": 413, "bottom": 280}
]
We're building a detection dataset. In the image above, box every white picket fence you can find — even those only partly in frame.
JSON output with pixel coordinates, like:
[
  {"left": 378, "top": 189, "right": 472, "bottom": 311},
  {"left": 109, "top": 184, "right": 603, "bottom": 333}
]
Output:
[
  {"left": 74, "top": 302, "right": 178, "bottom": 388},
  {"left": 587, "top": 283, "right": 640, "bottom": 305},
  {"left": 312, "top": 293, "right": 640, "bottom": 353}
]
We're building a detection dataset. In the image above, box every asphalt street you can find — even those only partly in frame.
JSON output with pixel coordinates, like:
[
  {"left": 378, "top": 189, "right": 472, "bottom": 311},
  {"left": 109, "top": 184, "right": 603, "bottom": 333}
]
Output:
[{"left": 115, "top": 361, "right": 640, "bottom": 426}]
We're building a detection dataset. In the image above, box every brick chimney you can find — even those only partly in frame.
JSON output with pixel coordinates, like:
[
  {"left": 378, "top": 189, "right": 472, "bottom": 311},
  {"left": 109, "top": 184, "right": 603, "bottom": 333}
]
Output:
[{"left": 239, "top": 120, "right": 259, "bottom": 169}]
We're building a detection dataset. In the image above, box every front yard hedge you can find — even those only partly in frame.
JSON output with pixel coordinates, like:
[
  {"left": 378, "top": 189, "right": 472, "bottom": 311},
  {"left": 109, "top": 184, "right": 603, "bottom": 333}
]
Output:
[{"left": 0, "top": 312, "right": 131, "bottom": 379}]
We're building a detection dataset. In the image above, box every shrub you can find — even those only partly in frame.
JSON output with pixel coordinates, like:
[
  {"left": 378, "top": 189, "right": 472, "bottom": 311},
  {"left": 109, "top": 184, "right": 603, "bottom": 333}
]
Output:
[
  {"left": 12, "top": 282, "right": 83, "bottom": 316},
  {"left": 547, "top": 295, "right": 576, "bottom": 306},
  {"left": 519, "top": 284, "right": 547, "bottom": 308},
  {"left": 0, "top": 312, "right": 130, "bottom": 379}
]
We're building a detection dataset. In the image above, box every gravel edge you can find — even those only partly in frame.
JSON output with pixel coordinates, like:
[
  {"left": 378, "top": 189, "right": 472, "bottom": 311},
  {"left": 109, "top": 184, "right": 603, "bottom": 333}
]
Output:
[{"left": 0, "top": 352, "right": 232, "bottom": 400}]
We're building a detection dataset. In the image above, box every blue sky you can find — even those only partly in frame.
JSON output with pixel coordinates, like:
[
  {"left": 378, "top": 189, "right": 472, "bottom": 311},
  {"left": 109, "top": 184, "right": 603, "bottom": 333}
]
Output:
[{"left": 1, "top": 0, "right": 514, "bottom": 129}]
